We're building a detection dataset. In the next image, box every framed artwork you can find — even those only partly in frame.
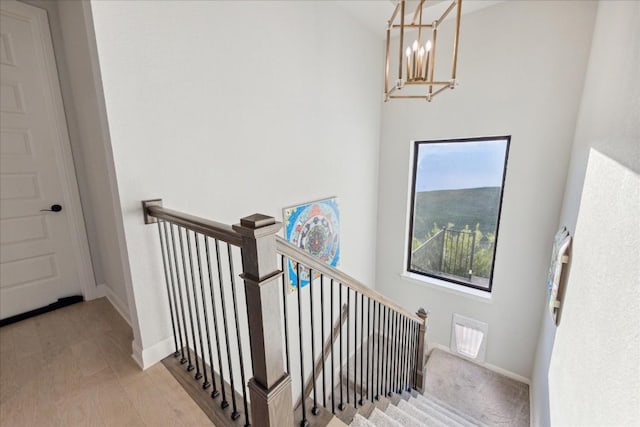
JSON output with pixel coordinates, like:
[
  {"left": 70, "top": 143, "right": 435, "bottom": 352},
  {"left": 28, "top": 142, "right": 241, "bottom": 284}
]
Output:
[{"left": 283, "top": 197, "right": 340, "bottom": 290}]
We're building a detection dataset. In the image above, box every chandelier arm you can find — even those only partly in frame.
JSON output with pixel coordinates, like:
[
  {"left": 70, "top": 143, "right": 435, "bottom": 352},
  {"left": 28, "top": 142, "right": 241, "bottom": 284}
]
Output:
[
  {"left": 429, "top": 24, "right": 438, "bottom": 95},
  {"left": 429, "top": 83, "right": 450, "bottom": 100},
  {"left": 439, "top": 0, "right": 457, "bottom": 23},
  {"left": 389, "top": 2, "right": 401, "bottom": 24},
  {"left": 385, "top": 25, "right": 391, "bottom": 96},
  {"left": 451, "top": 0, "right": 462, "bottom": 80},
  {"left": 412, "top": 0, "right": 426, "bottom": 25}
]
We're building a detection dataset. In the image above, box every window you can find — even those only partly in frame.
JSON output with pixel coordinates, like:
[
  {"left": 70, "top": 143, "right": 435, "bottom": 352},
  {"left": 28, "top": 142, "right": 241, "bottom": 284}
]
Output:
[{"left": 407, "top": 136, "right": 510, "bottom": 292}]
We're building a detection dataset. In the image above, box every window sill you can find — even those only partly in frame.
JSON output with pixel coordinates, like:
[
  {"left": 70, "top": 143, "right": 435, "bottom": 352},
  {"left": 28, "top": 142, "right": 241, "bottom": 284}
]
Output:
[{"left": 400, "top": 271, "right": 493, "bottom": 303}]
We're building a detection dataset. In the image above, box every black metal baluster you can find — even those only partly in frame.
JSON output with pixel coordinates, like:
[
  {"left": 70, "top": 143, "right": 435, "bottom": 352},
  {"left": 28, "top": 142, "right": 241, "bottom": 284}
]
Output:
[
  {"left": 176, "top": 226, "right": 195, "bottom": 371},
  {"left": 366, "top": 298, "right": 372, "bottom": 402},
  {"left": 385, "top": 307, "right": 392, "bottom": 396},
  {"left": 353, "top": 290, "right": 358, "bottom": 407},
  {"left": 169, "top": 224, "right": 188, "bottom": 365},
  {"left": 346, "top": 287, "right": 351, "bottom": 406},
  {"left": 320, "top": 274, "right": 326, "bottom": 409},
  {"left": 370, "top": 300, "right": 376, "bottom": 401},
  {"left": 395, "top": 312, "right": 401, "bottom": 393},
  {"left": 338, "top": 283, "right": 345, "bottom": 411},
  {"left": 409, "top": 320, "right": 415, "bottom": 388},
  {"left": 380, "top": 306, "right": 386, "bottom": 396},
  {"left": 157, "top": 221, "right": 179, "bottom": 357},
  {"left": 214, "top": 239, "right": 238, "bottom": 417},
  {"left": 390, "top": 310, "right": 396, "bottom": 395},
  {"left": 165, "top": 223, "right": 186, "bottom": 362},
  {"left": 296, "top": 263, "right": 309, "bottom": 427},
  {"left": 413, "top": 323, "right": 422, "bottom": 388},
  {"left": 330, "top": 278, "right": 335, "bottom": 414},
  {"left": 281, "top": 255, "right": 290, "bottom": 374},
  {"left": 358, "top": 293, "right": 364, "bottom": 405},
  {"left": 376, "top": 302, "right": 381, "bottom": 400},
  {"left": 309, "top": 268, "right": 319, "bottom": 416},
  {"left": 398, "top": 314, "right": 404, "bottom": 393},
  {"left": 393, "top": 312, "right": 399, "bottom": 394},
  {"left": 204, "top": 238, "right": 222, "bottom": 400},
  {"left": 227, "top": 245, "right": 249, "bottom": 425},
  {"left": 404, "top": 319, "right": 410, "bottom": 390},
  {"left": 380, "top": 305, "right": 386, "bottom": 396},
  {"left": 194, "top": 234, "right": 212, "bottom": 389},
  {"left": 407, "top": 318, "right": 413, "bottom": 391},
  {"left": 400, "top": 316, "right": 407, "bottom": 392},
  {"left": 186, "top": 231, "right": 205, "bottom": 381}
]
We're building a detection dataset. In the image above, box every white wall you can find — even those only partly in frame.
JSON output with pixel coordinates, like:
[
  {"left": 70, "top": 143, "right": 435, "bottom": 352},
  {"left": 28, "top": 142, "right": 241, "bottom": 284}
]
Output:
[
  {"left": 531, "top": 1, "right": 640, "bottom": 425},
  {"left": 375, "top": 1, "right": 597, "bottom": 379},
  {"left": 20, "top": 0, "right": 133, "bottom": 322},
  {"left": 89, "top": 0, "right": 383, "bottom": 364}
]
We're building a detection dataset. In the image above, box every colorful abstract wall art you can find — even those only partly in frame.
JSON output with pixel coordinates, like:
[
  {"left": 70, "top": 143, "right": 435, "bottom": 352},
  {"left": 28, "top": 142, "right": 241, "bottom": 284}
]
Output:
[{"left": 283, "top": 197, "right": 340, "bottom": 290}]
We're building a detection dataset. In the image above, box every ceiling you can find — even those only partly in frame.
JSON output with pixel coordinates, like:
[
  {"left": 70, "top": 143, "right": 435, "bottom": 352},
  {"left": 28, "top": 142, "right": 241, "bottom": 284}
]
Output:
[{"left": 336, "top": 0, "right": 505, "bottom": 38}]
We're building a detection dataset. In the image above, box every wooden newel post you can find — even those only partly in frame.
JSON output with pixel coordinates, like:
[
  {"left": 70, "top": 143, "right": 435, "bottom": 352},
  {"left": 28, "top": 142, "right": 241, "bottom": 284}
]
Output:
[
  {"left": 233, "top": 214, "right": 294, "bottom": 427},
  {"left": 415, "top": 307, "right": 429, "bottom": 393}
]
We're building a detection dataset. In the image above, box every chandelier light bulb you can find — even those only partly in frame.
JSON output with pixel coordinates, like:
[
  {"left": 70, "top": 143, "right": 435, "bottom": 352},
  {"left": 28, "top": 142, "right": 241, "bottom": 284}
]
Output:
[
  {"left": 406, "top": 47, "right": 412, "bottom": 57},
  {"left": 419, "top": 47, "right": 425, "bottom": 57},
  {"left": 412, "top": 40, "right": 419, "bottom": 51},
  {"left": 426, "top": 40, "right": 432, "bottom": 51}
]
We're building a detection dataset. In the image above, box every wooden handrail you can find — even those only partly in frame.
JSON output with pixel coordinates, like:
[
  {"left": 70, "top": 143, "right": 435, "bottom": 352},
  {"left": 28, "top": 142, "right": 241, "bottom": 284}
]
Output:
[
  {"left": 275, "top": 236, "right": 422, "bottom": 323},
  {"left": 145, "top": 204, "right": 243, "bottom": 247},
  {"left": 294, "top": 303, "right": 349, "bottom": 409}
]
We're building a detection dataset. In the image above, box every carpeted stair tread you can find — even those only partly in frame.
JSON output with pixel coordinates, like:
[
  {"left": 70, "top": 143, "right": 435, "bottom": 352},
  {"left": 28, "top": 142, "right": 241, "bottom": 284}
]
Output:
[
  {"left": 397, "top": 399, "right": 449, "bottom": 427},
  {"left": 351, "top": 413, "right": 376, "bottom": 427},
  {"left": 408, "top": 397, "right": 466, "bottom": 427},
  {"left": 368, "top": 407, "right": 403, "bottom": 427},
  {"left": 384, "top": 403, "right": 425, "bottom": 427},
  {"left": 417, "top": 393, "right": 487, "bottom": 427}
]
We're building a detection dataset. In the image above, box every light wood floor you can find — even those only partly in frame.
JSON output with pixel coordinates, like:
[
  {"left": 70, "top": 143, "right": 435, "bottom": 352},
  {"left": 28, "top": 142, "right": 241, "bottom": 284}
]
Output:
[{"left": 0, "top": 298, "right": 214, "bottom": 426}]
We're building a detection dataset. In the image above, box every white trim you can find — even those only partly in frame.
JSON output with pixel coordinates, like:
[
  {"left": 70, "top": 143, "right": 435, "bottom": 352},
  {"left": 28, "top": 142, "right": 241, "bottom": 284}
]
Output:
[
  {"left": 8, "top": 0, "right": 97, "bottom": 300},
  {"left": 401, "top": 272, "right": 493, "bottom": 303},
  {"left": 96, "top": 283, "right": 131, "bottom": 326},
  {"left": 131, "top": 337, "right": 174, "bottom": 370},
  {"left": 429, "top": 342, "right": 530, "bottom": 385}
]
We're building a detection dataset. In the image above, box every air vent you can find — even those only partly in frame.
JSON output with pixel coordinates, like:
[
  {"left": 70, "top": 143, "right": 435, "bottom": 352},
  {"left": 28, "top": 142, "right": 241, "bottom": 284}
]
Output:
[{"left": 450, "top": 314, "right": 488, "bottom": 362}]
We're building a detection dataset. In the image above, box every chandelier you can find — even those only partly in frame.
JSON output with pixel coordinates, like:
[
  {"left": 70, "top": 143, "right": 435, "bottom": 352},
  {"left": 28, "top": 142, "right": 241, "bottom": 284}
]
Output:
[{"left": 384, "top": 0, "right": 462, "bottom": 102}]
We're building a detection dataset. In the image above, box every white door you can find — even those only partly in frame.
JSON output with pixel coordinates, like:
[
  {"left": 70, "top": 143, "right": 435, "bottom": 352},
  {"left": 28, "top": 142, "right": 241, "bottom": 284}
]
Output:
[{"left": 0, "top": 1, "right": 93, "bottom": 320}]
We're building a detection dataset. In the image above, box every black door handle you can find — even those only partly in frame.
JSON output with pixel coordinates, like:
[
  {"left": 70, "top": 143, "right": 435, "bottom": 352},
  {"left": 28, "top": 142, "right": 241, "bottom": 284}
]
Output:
[{"left": 41, "top": 204, "right": 63, "bottom": 212}]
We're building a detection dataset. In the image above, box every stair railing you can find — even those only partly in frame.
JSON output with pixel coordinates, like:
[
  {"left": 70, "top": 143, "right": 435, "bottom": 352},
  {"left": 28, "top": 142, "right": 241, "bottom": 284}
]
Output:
[
  {"left": 142, "top": 201, "right": 428, "bottom": 427},
  {"left": 276, "top": 236, "right": 428, "bottom": 426}
]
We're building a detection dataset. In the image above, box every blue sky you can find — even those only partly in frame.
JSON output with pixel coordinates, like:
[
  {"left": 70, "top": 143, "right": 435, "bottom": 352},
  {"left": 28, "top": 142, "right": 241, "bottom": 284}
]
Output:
[{"left": 416, "top": 140, "right": 508, "bottom": 192}]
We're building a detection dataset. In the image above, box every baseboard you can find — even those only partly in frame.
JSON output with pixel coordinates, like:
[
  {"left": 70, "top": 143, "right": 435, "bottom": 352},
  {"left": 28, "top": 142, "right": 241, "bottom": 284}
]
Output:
[
  {"left": 429, "top": 342, "right": 530, "bottom": 385},
  {"left": 96, "top": 283, "right": 131, "bottom": 326},
  {"left": 131, "top": 336, "right": 175, "bottom": 370}
]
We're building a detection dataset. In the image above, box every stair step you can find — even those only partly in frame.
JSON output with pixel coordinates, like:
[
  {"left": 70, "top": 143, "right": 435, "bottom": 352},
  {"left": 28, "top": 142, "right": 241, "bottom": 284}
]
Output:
[
  {"left": 416, "top": 394, "right": 486, "bottom": 427},
  {"left": 356, "top": 400, "right": 377, "bottom": 419},
  {"left": 418, "top": 393, "right": 488, "bottom": 427},
  {"left": 384, "top": 403, "right": 424, "bottom": 427},
  {"left": 408, "top": 397, "right": 466, "bottom": 427},
  {"left": 368, "top": 407, "right": 403, "bottom": 427},
  {"left": 397, "top": 400, "right": 449, "bottom": 427},
  {"left": 351, "top": 414, "right": 376, "bottom": 427}
]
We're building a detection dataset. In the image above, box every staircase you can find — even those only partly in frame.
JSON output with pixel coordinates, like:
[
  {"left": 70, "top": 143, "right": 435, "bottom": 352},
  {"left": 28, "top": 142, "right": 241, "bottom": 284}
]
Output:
[
  {"left": 349, "top": 391, "right": 487, "bottom": 427},
  {"left": 142, "top": 200, "right": 481, "bottom": 427}
]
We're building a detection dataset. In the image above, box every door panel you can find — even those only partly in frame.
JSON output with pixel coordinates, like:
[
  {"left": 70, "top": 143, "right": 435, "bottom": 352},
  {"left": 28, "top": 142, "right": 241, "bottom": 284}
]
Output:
[{"left": 0, "top": 1, "right": 90, "bottom": 319}]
